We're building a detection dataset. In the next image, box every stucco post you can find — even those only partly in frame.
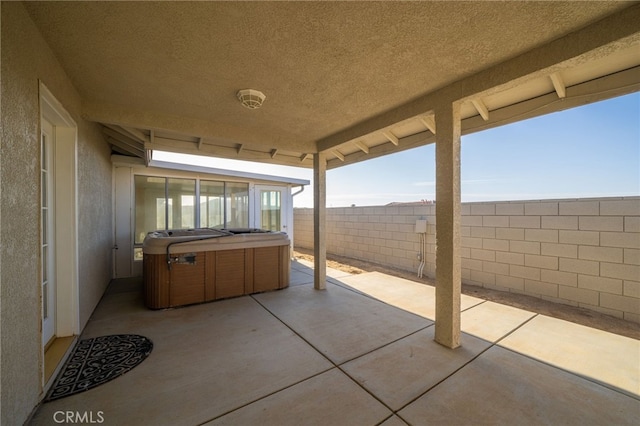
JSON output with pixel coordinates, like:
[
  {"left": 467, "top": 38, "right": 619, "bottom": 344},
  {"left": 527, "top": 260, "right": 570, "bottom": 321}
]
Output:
[
  {"left": 434, "top": 101, "right": 462, "bottom": 349},
  {"left": 313, "top": 152, "right": 327, "bottom": 290}
]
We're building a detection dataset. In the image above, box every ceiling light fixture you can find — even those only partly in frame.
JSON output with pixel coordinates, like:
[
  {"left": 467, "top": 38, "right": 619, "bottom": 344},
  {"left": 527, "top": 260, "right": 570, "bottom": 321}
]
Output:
[{"left": 237, "top": 89, "right": 266, "bottom": 109}]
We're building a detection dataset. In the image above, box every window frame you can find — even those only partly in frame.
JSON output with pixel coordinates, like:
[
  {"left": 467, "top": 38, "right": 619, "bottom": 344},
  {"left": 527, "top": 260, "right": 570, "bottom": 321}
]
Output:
[{"left": 133, "top": 175, "right": 250, "bottom": 261}]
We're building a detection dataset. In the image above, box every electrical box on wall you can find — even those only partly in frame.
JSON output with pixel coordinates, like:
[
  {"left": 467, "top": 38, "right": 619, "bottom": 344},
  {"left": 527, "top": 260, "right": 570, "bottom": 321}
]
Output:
[{"left": 415, "top": 219, "right": 427, "bottom": 234}]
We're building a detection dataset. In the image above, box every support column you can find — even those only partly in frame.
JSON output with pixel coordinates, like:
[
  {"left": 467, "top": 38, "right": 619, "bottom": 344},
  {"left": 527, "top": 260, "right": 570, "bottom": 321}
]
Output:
[
  {"left": 434, "top": 101, "right": 462, "bottom": 349},
  {"left": 313, "top": 152, "right": 327, "bottom": 290}
]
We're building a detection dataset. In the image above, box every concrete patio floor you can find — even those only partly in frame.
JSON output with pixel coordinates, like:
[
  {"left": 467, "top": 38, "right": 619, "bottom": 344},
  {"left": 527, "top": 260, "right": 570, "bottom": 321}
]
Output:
[{"left": 31, "top": 260, "right": 639, "bottom": 425}]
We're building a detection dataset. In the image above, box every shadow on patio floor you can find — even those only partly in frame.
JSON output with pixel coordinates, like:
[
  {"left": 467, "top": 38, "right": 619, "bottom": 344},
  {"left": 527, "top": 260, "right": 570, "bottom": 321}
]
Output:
[
  {"left": 30, "top": 259, "right": 639, "bottom": 425},
  {"left": 294, "top": 249, "right": 640, "bottom": 340}
]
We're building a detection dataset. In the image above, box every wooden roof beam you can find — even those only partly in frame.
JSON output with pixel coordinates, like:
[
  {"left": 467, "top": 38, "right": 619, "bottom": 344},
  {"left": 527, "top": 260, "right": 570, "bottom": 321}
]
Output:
[
  {"left": 550, "top": 72, "right": 567, "bottom": 98},
  {"left": 106, "top": 136, "right": 145, "bottom": 157},
  {"left": 354, "top": 140, "right": 369, "bottom": 154},
  {"left": 471, "top": 98, "right": 490, "bottom": 121},
  {"left": 103, "top": 127, "right": 144, "bottom": 151},
  {"left": 419, "top": 115, "right": 436, "bottom": 134},
  {"left": 382, "top": 131, "right": 399, "bottom": 146},
  {"left": 119, "top": 126, "right": 149, "bottom": 143},
  {"left": 103, "top": 124, "right": 148, "bottom": 143}
]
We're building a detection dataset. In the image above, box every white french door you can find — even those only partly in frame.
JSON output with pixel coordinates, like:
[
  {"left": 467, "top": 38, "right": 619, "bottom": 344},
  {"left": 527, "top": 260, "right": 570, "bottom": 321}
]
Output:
[
  {"left": 41, "top": 118, "right": 56, "bottom": 347},
  {"left": 254, "top": 186, "right": 289, "bottom": 233}
]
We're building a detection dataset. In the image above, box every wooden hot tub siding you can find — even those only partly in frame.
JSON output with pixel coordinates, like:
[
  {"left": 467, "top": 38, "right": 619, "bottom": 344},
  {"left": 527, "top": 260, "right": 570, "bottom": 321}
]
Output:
[{"left": 143, "top": 245, "right": 290, "bottom": 309}]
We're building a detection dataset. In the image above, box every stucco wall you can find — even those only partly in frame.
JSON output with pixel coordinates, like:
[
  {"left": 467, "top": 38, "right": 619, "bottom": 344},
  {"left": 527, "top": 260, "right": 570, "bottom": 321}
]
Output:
[
  {"left": 1, "top": 3, "right": 112, "bottom": 424},
  {"left": 294, "top": 197, "right": 640, "bottom": 323},
  {"left": 77, "top": 120, "right": 113, "bottom": 326}
]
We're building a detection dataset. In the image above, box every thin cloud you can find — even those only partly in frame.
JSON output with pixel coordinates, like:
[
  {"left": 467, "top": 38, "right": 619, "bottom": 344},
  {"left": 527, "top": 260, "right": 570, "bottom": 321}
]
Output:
[
  {"left": 414, "top": 178, "right": 507, "bottom": 187},
  {"left": 329, "top": 192, "right": 430, "bottom": 201},
  {"left": 462, "top": 178, "right": 506, "bottom": 184}
]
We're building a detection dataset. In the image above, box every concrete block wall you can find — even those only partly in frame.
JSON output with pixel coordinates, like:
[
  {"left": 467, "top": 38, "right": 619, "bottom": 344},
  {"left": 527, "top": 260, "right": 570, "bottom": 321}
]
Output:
[
  {"left": 294, "top": 204, "right": 436, "bottom": 275},
  {"left": 294, "top": 197, "right": 640, "bottom": 323}
]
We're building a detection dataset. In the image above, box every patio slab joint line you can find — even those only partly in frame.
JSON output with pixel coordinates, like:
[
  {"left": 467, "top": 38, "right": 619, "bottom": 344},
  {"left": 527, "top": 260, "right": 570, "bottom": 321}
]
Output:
[
  {"left": 495, "top": 344, "right": 640, "bottom": 402},
  {"left": 336, "top": 323, "right": 435, "bottom": 366},
  {"left": 330, "top": 277, "right": 440, "bottom": 324},
  {"left": 247, "top": 291, "right": 425, "bottom": 416},
  {"left": 492, "top": 312, "right": 540, "bottom": 346},
  {"left": 197, "top": 365, "right": 336, "bottom": 425},
  {"left": 494, "top": 314, "right": 640, "bottom": 402},
  {"left": 393, "top": 312, "right": 541, "bottom": 415},
  {"left": 461, "top": 299, "right": 487, "bottom": 312}
]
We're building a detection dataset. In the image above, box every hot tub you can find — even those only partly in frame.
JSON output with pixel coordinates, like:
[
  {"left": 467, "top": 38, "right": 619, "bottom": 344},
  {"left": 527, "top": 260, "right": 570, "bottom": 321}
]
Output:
[{"left": 142, "top": 228, "right": 290, "bottom": 309}]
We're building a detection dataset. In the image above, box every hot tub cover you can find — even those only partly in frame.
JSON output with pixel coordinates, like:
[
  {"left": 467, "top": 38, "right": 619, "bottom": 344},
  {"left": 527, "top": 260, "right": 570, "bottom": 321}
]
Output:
[{"left": 142, "top": 228, "right": 290, "bottom": 255}]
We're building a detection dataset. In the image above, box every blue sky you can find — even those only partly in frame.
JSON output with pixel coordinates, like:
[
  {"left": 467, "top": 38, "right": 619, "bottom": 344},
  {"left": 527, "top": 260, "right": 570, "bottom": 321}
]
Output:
[{"left": 155, "top": 92, "right": 639, "bottom": 208}]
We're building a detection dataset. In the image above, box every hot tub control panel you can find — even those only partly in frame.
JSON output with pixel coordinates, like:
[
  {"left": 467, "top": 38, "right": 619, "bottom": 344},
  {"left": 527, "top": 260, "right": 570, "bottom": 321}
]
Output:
[{"left": 170, "top": 253, "right": 197, "bottom": 265}]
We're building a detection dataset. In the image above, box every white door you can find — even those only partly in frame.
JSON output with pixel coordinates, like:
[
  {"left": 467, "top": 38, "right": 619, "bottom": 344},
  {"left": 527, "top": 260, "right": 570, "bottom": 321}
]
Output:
[
  {"left": 254, "top": 186, "right": 289, "bottom": 233},
  {"left": 41, "top": 118, "right": 56, "bottom": 346}
]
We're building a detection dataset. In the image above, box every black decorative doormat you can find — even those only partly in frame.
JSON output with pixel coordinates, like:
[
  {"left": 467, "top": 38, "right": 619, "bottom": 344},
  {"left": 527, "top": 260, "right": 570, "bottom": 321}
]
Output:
[{"left": 46, "top": 334, "right": 153, "bottom": 401}]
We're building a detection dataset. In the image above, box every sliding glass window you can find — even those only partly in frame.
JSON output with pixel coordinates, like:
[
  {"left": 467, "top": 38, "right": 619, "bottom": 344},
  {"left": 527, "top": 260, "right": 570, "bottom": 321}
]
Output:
[
  {"left": 134, "top": 176, "right": 196, "bottom": 259},
  {"left": 135, "top": 177, "right": 250, "bottom": 257},
  {"left": 200, "top": 180, "right": 225, "bottom": 228},
  {"left": 167, "top": 178, "right": 196, "bottom": 229},
  {"left": 199, "top": 180, "right": 249, "bottom": 228},
  {"left": 226, "top": 182, "right": 249, "bottom": 228},
  {"left": 134, "top": 176, "right": 167, "bottom": 245}
]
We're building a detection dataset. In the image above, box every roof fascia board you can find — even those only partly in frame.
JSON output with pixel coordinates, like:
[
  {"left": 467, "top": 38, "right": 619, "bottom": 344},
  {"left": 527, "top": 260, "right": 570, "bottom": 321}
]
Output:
[
  {"left": 316, "top": 4, "right": 640, "bottom": 153},
  {"left": 327, "top": 130, "right": 435, "bottom": 170},
  {"left": 147, "top": 160, "right": 309, "bottom": 186},
  {"left": 146, "top": 137, "right": 314, "bottom": 168},
  {"left": 111, "top": 155, "right": 309, "bottom": 185},
  {"left": 111, "top": 154, "right": 145, "bottom": 166}
]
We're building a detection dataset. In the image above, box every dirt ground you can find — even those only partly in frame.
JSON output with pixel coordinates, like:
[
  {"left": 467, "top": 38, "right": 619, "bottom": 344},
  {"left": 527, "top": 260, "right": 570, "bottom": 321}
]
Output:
[{"left": 294, "top": 249, "right": 640, "bottom": 340}]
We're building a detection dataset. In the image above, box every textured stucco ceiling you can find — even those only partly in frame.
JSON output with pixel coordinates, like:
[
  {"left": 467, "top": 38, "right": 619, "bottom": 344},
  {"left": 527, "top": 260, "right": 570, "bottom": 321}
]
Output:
[{"left": 24, "top": 1, "right": 639, "bottom": 166}]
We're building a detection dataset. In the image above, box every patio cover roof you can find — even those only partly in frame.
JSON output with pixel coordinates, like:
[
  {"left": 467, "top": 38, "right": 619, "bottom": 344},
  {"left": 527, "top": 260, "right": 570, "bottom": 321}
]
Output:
[
  {"left": 24, "top": 1, "right": 640, "bottom": 170},
  {"left": 113, "top": 155, "right": 310, "bottom": 187}
]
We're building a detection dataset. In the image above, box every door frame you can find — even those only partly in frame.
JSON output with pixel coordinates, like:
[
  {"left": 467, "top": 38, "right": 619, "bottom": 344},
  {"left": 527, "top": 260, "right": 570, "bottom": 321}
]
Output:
[
  {"left": 40, "top": 82, "right": 80, "bottom": 383},
  {"left": 41, "top": 117, "right": 56, "bottom": 347}
]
